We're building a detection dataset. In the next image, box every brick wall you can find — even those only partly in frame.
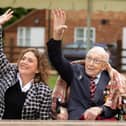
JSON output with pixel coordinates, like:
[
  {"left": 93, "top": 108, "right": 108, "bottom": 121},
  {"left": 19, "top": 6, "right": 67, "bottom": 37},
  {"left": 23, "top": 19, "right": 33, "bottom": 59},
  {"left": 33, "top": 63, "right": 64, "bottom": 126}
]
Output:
[
  {"left": 3, "top": 9, "right": 126, "bottom": 65},
  {"left": 62, "top": 10, "right": 126, "bottom": 45}
]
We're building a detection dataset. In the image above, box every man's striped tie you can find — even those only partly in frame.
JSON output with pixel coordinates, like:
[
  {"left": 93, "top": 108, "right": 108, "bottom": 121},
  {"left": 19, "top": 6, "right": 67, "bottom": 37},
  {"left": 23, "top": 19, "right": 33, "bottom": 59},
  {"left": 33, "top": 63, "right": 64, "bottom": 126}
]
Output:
[{"left": 90, "top": 78, "right": 96, "bottom": 98}]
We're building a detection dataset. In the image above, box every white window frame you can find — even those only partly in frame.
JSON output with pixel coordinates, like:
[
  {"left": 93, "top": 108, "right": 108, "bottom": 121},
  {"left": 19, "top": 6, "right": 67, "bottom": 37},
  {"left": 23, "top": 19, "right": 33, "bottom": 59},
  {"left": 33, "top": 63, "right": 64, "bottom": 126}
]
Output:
[
  {"left": 74, "top": 27, "right": 96, "bottom": 46},
  {"left": 17, "top": 27, "right": 45, "bottom": 47}
]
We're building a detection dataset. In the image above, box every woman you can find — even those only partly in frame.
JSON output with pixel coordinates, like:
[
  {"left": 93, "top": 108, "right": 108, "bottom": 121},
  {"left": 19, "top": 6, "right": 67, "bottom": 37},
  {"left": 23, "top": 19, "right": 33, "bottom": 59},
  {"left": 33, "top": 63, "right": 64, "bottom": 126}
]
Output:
[{"left": 0, "top": 9, "right": 52, "bottom": 120}]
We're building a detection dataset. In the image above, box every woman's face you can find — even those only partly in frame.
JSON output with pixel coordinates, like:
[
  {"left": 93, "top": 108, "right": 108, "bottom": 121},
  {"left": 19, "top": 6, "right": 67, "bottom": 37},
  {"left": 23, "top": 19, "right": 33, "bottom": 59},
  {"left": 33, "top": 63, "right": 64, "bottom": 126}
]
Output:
[{"left": 18, "top": 51, "right": 38, "bottom": 77}]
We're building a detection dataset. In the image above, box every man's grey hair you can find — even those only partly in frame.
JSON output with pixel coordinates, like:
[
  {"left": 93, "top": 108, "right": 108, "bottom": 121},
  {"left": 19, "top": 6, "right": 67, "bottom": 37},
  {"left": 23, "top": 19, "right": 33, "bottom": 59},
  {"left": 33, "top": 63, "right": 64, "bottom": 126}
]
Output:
[{"left": 86, "top": 46, "right": 110, "bottom": 62}]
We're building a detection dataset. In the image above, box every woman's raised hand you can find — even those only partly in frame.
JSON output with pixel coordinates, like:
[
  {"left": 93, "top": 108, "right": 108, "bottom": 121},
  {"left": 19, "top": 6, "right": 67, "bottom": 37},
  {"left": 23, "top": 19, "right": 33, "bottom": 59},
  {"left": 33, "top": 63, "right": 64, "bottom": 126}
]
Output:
[
  {"left": 0, "top": 9, "right": 13, "bottom": 25},
  {"left": 52, "top": 8, "right": 67, "bottom": 40}
]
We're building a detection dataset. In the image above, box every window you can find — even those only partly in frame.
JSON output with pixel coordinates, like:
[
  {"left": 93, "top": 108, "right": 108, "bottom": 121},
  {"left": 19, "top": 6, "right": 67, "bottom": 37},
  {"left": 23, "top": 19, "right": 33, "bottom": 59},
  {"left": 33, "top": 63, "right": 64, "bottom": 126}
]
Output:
[
  {"left": 74, "top": 27, "right": 95, "bottom": 47},
  {"left": 17, "top": 27, "right": 45, "bottom": 47}
]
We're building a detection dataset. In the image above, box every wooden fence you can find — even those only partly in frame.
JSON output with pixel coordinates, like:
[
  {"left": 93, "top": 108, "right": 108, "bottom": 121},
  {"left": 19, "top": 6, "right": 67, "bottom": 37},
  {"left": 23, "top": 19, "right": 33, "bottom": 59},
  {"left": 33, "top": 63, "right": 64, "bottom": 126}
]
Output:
[
  {"left": 121, "top": 48, "right": 126, "bottom": 72},
  {"left": 3, "top": 45, "right": 46, "bottom": 63},
  {"left": 3, "top": 45, "right": 124, "bottom": 72}
]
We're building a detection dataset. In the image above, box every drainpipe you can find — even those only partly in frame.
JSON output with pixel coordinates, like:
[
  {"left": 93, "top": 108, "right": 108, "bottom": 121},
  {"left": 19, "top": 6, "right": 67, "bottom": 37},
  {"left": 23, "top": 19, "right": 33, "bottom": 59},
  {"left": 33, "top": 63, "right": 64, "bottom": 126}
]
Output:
[
  {"left": 86, "top": 0, "right": 92, "bottom": 50},
  {"left": 48, "top": 9, "right": 51, "bottom": 40}
]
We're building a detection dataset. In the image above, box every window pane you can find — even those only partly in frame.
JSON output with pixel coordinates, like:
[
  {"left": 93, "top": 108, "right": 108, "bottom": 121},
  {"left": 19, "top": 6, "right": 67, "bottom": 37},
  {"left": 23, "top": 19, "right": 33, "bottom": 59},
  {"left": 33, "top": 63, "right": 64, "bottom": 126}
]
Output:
[
  {"left": 17, "top": 27, "right": 24, "bottom": 46},
  {"left": 75, "top": 27, "right": 95, "bottom": 47},
  {"left": 30, "top": 27, "right": 45, "bottom": 47},
  {"left": 77, "top": 28, "right": 84, "bottom": 38},
  {"left": 76, "top": 40, "right": 84, "bottom": 43},
  {"left": 89, "top": 29, "right": 93, "bottom": 38},
  {"left": 25, "top": 28, "right": 31, "bottom": 46},
  {"left": 85, "top": 28, "right": 95, "bottom": 43}
]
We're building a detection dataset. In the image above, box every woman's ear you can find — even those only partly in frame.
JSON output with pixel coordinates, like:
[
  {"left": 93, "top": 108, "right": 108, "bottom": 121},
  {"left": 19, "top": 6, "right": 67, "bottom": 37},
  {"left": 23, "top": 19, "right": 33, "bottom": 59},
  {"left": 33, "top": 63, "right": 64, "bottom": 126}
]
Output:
[{"left": 35, "top": 69, "right": 39, "bottom": 74}]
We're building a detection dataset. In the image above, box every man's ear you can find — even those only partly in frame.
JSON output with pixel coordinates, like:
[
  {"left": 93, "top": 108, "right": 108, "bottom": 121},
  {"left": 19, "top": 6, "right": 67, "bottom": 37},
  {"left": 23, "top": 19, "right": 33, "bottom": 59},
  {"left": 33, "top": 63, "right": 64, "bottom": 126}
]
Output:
[
  {"left": 101, "top": 67, "right": 106, "bottom": 71},
  {"left": 101, "top": 62, "right": 107, "bottom": 71}
]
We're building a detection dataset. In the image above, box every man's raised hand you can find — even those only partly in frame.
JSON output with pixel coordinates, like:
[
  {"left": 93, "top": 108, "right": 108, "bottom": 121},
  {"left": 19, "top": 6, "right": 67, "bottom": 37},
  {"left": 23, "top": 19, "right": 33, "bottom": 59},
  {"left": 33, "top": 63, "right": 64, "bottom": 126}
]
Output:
[{"left": 52, "top": 8, "right": 67, "bottom": 40}]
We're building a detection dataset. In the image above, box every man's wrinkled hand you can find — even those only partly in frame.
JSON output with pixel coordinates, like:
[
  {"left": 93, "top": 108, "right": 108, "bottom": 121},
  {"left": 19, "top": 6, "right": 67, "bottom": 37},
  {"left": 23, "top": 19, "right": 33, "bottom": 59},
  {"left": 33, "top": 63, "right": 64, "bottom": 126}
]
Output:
[
  {"left": 83, "top": 107, "right": 103, "bottom": 120},
  {"left": 52, "top": 8, "right": 67, "bottom": 40}
]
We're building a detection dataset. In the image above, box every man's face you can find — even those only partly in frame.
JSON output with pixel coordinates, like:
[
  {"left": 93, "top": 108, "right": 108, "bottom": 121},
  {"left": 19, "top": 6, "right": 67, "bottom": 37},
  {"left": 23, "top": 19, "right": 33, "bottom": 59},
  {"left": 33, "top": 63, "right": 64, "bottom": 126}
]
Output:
[{"left": 85, "top": 53, "right": 106, "bottom": 78}]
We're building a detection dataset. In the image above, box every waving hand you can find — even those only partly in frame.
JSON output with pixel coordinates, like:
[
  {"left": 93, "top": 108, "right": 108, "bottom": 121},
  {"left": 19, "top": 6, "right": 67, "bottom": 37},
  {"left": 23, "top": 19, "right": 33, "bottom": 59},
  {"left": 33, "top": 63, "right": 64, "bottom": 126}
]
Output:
[
  {"left": 52, "top": 8, "right": 67, "bottom": 40},
  {"left": 0, "top": 9, "right": 13, "bottom": 25}
]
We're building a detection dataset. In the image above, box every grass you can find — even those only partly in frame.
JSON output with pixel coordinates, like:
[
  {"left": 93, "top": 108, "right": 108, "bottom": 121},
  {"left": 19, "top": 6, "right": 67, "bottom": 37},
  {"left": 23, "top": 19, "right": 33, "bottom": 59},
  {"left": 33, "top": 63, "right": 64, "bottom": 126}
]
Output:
[{"left": 48, "top": 74, "right": 58, "bottom": 89}]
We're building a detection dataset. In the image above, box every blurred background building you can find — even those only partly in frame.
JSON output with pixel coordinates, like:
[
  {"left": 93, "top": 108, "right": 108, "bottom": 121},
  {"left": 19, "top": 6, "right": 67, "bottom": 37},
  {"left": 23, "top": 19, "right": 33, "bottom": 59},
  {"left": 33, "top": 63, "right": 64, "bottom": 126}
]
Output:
[{"left": 0, "top": 0, "right": 126, "bottom": 72}]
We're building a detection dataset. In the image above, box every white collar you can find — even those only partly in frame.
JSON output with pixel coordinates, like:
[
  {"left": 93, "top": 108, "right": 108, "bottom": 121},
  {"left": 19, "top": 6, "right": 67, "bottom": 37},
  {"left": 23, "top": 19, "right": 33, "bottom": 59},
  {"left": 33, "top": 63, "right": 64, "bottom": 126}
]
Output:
[
  {"left": 94, "top": 73, "right": 101, "bottom": 84},
  {"left": 17, "top": 73, "right": 32, "bottom": 92}
]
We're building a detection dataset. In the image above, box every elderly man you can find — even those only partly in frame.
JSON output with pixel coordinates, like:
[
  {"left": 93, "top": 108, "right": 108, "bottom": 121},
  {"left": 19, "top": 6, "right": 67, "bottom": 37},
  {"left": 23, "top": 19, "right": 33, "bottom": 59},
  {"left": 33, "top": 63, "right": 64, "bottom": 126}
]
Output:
[{"left": 47, "top": 9, "right": 118, "bottom": 120}]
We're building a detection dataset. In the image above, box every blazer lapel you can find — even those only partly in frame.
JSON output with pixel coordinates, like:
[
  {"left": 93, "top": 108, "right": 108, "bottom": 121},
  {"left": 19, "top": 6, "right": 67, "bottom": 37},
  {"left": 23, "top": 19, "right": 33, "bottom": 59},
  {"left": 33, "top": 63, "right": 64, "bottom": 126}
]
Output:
[
  {"left": 93, "top": 72, "right": 110, "bottom": 104},
  {"left": 23, "top": 83, "right": 38, "bottom": 106}
]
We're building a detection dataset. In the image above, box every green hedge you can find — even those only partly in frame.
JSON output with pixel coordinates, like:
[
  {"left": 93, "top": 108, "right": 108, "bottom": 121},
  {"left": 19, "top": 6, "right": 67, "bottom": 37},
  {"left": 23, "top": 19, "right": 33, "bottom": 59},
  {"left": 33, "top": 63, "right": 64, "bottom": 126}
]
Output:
[{"left": 48, "top": 74, "right": 58, "bottom": 89}]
